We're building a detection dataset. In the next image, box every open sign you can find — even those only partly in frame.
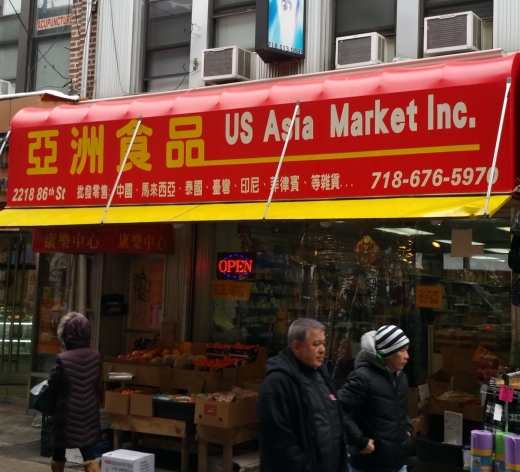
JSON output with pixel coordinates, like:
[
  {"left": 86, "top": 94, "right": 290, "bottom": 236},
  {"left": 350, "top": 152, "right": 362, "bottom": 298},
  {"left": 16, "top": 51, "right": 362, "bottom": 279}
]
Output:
[{"left": 216, "top": 253, "right": 256, "bottom": 280}]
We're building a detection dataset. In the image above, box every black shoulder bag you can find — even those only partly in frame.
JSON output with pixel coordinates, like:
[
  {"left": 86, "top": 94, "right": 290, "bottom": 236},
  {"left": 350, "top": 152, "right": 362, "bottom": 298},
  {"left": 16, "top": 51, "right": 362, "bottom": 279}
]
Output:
[{"left": 33, "top": 383, "right": 57, "bottom": 415}]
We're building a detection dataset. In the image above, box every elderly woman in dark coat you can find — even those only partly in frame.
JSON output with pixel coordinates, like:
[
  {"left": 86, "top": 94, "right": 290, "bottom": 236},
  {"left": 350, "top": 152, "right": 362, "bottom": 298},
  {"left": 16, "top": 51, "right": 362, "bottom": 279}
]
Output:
[{"left": 48, "top": 312, "right": 101, "bottom": 472}]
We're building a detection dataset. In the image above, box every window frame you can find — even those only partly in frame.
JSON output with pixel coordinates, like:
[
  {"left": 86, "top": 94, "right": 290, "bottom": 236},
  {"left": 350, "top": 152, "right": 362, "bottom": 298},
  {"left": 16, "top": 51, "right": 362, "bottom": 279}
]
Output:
[
  {"left": 143, "top": 0, "right": 193, "bottom": 92},
  {"left": 334, "top": 0, "right": 397, "bottom": 38},
  {"left": 211, "top": 0, "right": 256, "bottom": 50}
]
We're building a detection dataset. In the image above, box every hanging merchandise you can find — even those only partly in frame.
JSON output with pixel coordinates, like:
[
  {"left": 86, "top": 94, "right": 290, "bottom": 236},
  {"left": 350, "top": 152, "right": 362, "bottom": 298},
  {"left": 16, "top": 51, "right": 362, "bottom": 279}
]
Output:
[
  {"left": 511, "top": 210, "right": 520, "bottom": 235},
  {"left": 508, "top": 236, "right": 520, "bottom": 273},
  {"left": 354, "top": 235, "right": 380, "bottom": 266}
]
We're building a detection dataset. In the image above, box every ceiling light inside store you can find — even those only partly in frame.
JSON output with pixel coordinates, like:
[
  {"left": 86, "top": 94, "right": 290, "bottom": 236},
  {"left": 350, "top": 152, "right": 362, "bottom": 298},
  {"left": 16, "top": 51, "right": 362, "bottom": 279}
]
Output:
[
  {"left": 173, "top": 223, "right": 184, "bottom": 229},
  {"left": 496, "top": 227, "right": 511, "bottom": 232},
  {"left": 485, "top": 248, "right": 509, "bottom": 254},
  {"left": 431, "top": 241, "right": 441, "bottom": 248},
  {"left": 435, "top": 239, "right": 485, "bottom": 245},
  {"left": 431, "top": 219, "right": 443, "bottom": 226},
  {"left": 472, "top": 256, "right": 500, "bottom": 260},
  {"left": 376, "top": 228, "right": 433, "bottom": 236},
  {"left": 320, "top": 221, "right": 333, "bottom": 228}
]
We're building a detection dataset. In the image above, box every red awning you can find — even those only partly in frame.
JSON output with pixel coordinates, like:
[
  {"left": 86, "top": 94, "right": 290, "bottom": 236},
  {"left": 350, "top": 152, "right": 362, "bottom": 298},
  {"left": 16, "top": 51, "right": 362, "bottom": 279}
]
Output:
[{"left": 7, "top": 53, "right": 520, "bottom": 211}]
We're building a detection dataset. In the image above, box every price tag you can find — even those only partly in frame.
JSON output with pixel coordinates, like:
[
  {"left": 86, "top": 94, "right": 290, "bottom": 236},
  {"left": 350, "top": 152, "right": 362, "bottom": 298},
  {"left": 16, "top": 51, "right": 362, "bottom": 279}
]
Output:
[
  {"left": 499, "top": 386, "right": 514, "bottom": 402},
  {"left": 494, "top": 403, "right": 503, "bottom": 421}
]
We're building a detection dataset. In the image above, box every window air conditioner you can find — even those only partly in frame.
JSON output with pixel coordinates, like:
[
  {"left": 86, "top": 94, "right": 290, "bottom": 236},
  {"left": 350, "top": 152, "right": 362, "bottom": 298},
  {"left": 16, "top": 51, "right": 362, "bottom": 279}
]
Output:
[
  {"left": 424, "top": 11, "right": 482, "bottom": 56},
  {"left": 335, "top": 32, "right": 386, "bottom": 70},
  {"left": 0, "top": 79, "right": 14, "bottom": 96},
  {"left": 202, "top": 46, "right": 252, "bottom": 84}
]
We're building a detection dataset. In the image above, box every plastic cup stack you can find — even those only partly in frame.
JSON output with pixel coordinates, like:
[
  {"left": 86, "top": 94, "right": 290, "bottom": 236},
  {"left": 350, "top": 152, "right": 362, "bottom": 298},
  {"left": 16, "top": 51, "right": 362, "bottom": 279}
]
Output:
[
  {"left": 471, "top": 430, "right": 493, "bottom": 472},
  {"left": 505, "top": 434, "right": 520, "bottom": 472},
  {"left": 495, "top": 432, "right": 506, "bottom": 472}
]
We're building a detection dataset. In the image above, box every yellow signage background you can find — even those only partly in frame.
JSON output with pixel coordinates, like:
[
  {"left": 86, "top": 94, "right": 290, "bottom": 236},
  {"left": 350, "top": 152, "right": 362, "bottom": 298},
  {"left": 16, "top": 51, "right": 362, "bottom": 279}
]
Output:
[{"left": 416, "top": 285, "right": 443, "bottom": 308}]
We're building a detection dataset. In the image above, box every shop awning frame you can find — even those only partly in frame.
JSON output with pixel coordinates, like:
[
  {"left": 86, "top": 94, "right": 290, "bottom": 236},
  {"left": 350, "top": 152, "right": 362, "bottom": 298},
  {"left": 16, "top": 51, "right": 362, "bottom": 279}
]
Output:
[{"left": 0, "top": 195, "right": 510, "bottom": 227}]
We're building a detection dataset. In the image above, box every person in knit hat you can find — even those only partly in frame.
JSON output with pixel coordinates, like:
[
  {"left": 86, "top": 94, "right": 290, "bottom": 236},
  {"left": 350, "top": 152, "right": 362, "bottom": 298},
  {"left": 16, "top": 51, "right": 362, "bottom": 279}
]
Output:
[{"left": 338, "top": 325, "right": 413, "bottom": 472}]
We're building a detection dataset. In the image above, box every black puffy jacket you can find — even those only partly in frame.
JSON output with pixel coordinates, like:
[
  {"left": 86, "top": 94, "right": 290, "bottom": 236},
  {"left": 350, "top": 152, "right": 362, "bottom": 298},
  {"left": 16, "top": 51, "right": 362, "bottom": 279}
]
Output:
[
  {"left": 338, "top": 331, "right": 412, "bottom": 472},
  {"left": 258, "top": 347, "right": 348, "bottom": 472},
  {"left": 48, "top": 313, "right": 101, "bottom": 449}
]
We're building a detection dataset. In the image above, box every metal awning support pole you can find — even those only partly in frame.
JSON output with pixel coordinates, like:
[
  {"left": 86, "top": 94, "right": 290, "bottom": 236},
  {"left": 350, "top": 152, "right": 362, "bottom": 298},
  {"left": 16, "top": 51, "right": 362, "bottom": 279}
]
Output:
[
  {"left": 263, "top": 101, "right": 300, "bottom": 220},
  {"left": 101, "top": 116, "right": 142, "bottom": 224},
  {"left": 484, "top": 78, "right": 511, "bottom": 216},
  {"left": 0, "top": 129, "right": 11, "bottom": 158}
]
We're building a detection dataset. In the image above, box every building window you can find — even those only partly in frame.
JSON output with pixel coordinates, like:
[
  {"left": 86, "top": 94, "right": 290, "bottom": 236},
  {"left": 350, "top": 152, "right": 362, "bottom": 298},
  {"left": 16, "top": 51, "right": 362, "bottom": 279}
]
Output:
[
  {"left": 0, "top": 0, "right": 21, "bottom": 91},
  {"left": 213, "top": 0, "right": 256, "bottom": 50},
  {"left": 336, "top": 0, "right": 396, "bottom": 38},
  {"left": 32, "top": 0, "right": 72, "bottom": 93},
  {"left": 145, "top": 0, "right": 192, "bottom": 93},
  {"left": 425, "top": 0, "right": 493, "bottom": 20}
]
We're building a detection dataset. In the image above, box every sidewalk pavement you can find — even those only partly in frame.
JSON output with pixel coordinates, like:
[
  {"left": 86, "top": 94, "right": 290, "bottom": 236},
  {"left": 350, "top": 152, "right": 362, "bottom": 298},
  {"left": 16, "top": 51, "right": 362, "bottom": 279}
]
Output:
[
  {"left": 0, "top": 402, "right": 463, "bottom": 472},
  {"left": 0, "top": 403, "right": 189, "bottom": 472}
]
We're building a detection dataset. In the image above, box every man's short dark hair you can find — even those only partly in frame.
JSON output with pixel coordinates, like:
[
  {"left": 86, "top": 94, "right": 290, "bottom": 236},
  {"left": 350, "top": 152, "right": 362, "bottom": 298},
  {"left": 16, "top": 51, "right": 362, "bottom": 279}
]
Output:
[{"left": 287, "top": 318, "right": 326, "bottom": 346}]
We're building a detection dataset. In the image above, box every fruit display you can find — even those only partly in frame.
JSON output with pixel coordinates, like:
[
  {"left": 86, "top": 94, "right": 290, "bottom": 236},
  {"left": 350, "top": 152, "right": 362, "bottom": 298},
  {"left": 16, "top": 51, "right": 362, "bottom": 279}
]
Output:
[{"left": 115, "top": 348, "right": 207, "bottom": 368}]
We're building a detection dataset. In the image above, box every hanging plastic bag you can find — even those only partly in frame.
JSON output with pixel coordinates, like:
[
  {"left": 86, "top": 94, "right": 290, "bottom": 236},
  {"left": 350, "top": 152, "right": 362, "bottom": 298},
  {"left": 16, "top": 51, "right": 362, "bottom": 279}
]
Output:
[{"left": 30, "top": 380, "right": 48, "bottom": 396}]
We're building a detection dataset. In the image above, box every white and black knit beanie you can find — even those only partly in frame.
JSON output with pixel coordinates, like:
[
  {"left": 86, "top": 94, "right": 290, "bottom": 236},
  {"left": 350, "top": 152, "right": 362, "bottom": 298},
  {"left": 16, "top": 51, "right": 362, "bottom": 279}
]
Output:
[{"left": 375, "top": 325, "right": 410, "bottom": 358}]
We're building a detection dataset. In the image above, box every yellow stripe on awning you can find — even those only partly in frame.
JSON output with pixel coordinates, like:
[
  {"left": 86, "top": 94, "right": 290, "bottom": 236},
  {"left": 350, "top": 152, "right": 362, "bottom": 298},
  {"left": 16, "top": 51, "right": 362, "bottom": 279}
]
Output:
[{"left": 0, "top": 195, "right": 510, "bottom": 227}]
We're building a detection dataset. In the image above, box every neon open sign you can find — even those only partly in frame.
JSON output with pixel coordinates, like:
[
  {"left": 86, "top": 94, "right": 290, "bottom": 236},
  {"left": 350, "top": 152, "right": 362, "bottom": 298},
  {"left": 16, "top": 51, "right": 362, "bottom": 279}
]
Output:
[{"left": 216, "top": 253, "right": 256, "bottom": 280}]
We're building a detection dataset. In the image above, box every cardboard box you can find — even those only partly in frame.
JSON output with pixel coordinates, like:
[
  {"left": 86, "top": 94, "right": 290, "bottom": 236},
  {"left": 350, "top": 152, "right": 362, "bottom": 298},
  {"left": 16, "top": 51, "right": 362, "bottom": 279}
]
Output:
[
  {"left": 428, "top": 368, "right": 453, "bottom": 396},
  {"left": 408, "top": 388, "right": 420, "bottom": 418},
  {"left": 452, "top": 357, "right": 479, "bottom": 393},
  {"left": 425, "top": 397, "right": 484, "bottom": 423},
  {"left": 104, "top": 389, "right": 131, "bottom": 415},
  {"left": 170, "top": 345, "right": 267, "bottom": 393},
  {"left": 428, "top": 347, "right": 476, "bottom": 396},
  {"left": 103, "top": 360, "right": 173, "bottom": 391},
  {"left": 194, "top": 397, "right": 258, "bottom": 428},
  {"left": 411, "top": 416, "right": 426, "bottom": 437},
  {"left": 101, "top": 449, "right": 154, "bottom": 472},
  {"left": 242, "top": 379, "right": 264, "bottom": 393},
  {"left": 129, "top": 388, "right": 158, "bottom": 417}
]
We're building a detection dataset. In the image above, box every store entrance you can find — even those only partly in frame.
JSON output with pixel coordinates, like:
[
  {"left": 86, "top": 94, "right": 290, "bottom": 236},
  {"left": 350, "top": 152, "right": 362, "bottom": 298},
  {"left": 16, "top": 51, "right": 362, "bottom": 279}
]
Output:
[{"left": 0, "top": 234, "right": 35, "bottom": 401}]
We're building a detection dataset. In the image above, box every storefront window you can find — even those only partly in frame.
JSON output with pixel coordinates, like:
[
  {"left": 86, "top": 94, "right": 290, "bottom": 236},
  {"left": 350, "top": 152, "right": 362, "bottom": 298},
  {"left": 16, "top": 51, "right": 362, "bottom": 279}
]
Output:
[
  {"left": 0, "top": 8, "right": 20, "bottom": 88},
  {"left": 213, "top": 0, "right": 256, "bottom": 50},
  {"left": 32, "top": 0, "right": 73, "bottom": 93},
  {"left": 145, "top": 0, "right": 192, "bottom": 92},
  {"left": 34, "top": 253, "right": 72, "bottom": 374},
  {"left": 0, "top": 234, "right": 36, "bottom": 399},
  {"left": 209, "top": 218, "right": 512, "bottom": 387},
  {"left": 424, "top": 0, "right": 493, "bottom": 19},
  {"left": 336, "top": 0, "right": 396, "bottom": 37}
]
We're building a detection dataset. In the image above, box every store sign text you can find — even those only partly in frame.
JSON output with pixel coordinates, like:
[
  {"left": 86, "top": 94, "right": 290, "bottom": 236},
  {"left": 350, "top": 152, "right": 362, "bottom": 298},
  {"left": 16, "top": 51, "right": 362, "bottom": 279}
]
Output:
[
  {"left": 32, "top": 224, "right": 174, "bottom": 254},
  {"left": 7, "top": 75, "right": 513, "bottom": 207},
  {"left": 216, "top": 253, "right": 255, "bottom": 280}
]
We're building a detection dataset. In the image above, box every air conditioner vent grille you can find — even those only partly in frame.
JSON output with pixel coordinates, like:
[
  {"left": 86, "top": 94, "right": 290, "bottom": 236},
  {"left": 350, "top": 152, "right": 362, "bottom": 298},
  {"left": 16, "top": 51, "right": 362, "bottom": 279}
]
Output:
[
  {"left": 337, "top": 36, "right": 372, "bottom": 66},
  {"left": 427, "top": 15, "right": 468, "bottom": 49},
  {"left": 204, "top": 49, "right": 234, "bottom": 78},
  {"left": 237, "top": 48, "right": 251, "bottom": 79}
]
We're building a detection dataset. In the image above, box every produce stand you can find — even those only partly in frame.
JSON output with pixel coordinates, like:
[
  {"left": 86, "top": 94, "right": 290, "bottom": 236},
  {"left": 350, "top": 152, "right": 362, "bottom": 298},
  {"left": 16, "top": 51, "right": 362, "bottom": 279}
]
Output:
[
  {"left": 196, "top": 424, "right": 258, "bottom": 472},
  {"left": 110, "top": 414, "right": 194, "bottom": 472}
]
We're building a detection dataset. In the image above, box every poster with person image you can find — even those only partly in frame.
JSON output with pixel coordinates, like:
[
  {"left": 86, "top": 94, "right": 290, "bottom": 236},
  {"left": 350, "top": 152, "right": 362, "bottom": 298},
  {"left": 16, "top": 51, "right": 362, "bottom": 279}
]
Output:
[{"left": 267, "top": 0, "right": 304, "bottom": 57}]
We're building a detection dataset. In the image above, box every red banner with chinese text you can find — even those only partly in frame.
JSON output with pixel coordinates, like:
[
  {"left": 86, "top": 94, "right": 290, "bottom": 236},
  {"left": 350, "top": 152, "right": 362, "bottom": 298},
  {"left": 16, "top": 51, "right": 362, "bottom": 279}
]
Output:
[
  {"left": 8, "top": 55, "right": 520, "bottom": 208},
  {"left": 32, "top": 224, "right": 174, "bottom": 253}
]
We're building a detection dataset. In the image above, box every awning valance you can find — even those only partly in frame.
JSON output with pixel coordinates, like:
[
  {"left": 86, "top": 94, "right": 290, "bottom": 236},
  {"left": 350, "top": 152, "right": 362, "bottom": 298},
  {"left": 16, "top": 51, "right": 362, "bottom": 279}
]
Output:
[{"left": 0, "top": 195, "right": 510, "bottom": 227}]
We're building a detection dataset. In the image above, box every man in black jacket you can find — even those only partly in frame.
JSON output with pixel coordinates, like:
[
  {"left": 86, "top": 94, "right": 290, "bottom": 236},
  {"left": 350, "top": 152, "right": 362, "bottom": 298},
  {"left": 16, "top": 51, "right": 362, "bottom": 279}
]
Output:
[
  {"left": 339, "top": 325, "right": 413, "bottom": 472},
  {"left": 258, "top": 318, "right": 348, "bottom": 472}
]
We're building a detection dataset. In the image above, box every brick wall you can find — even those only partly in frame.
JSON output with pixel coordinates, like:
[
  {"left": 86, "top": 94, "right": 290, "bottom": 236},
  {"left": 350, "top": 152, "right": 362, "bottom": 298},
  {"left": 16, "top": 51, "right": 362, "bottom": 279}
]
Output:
[{"left": 69, "top": 0, "right": 98, "bottom": 98}]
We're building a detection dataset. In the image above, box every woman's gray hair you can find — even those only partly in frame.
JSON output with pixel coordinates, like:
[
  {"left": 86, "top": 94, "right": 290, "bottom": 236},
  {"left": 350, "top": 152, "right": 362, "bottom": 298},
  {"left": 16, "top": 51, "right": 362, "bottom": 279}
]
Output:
[
  {"left": 57, "top": 311, "right": 84, "bottom": 341},
  {"left": 287, "top": 318, "right": 326, "bottom": 345}
]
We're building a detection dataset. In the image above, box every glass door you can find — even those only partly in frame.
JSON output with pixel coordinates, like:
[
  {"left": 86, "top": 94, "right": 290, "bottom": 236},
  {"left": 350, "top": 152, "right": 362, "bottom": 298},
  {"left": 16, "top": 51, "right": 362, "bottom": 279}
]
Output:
[{"left": 0, "top": 233, "right": 36, "bottom": 401}]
